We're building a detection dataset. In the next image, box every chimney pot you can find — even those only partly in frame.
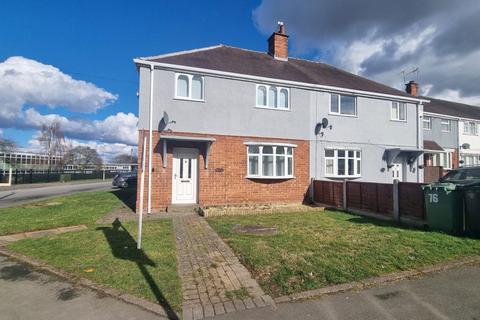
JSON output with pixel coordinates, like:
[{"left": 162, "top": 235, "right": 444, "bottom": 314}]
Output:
[
  {"left": 268, "top": 22, "right": 289, "bottom": 60},
  {"left": 405, "top": 80, "right": 419, "bottom": 96}
]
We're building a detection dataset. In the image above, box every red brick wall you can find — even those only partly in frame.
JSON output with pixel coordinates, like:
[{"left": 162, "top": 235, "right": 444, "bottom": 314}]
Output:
[
  {"left": 137, "top": 130, "right": 310, "bottom": 212},
  {"left": 424, "top": 166, "right": 443, "bottom": 183}
]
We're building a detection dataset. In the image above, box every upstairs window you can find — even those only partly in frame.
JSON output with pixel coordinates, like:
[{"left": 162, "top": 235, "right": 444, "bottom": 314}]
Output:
[
  {"left": 256, "top": 85, "right": 289, "bottom": 110},
  {"left": 391, "top": 102, "right": 406, "bottom": 121},
  {"left": 441, "top": 119, "right": 451, "bottom": 132},
  {"left": 330, "top": 94, "right": 357, "bottom": 116},
  {"left": 464, "top": 121, "right": 478, "bottom": 135},
  {"left": 423, "top": 116, "right": 432, "bottom": 130},
  {"left": 175, "top": 73, "right": 204, "bottom": 101},
  {"left": 247, "top": 145, "right": 294, "bottom": 178}
]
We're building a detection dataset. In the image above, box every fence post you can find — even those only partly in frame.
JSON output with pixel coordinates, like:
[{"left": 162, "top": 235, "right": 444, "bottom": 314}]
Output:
[
  {"left": 310, "top": 178, "right": 315, "bottom": 203},
  {"left": 342, "top": 179, "right": 348, "bottom": 210},
  {"left": 393, "top": 180, "right": 400, "bottom": 221},
  {"left": 7, "top": 168, "right": 12, "bottom": 186}
]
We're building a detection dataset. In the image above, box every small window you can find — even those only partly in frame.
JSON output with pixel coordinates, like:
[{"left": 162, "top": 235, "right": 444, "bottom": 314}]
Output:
[
  {"left": 257, "top": 86, "right": 267, "bottom": 106},
  {"left": 330, "top": 94, "right": 357, "bottom": 116},
  {"left": 175, "top": 73, "right": 204, "bottom": 101},
  {"left": 256, "top": 84, "right": 289, "bottom": 110},
  {"left": 464, "top": 121, "right": 478, "bottom": 135},
  {"left": 324, "top": 149, "right": 361, "bottom": 178},
  {"left": 391, "top": 102, "right": 406, "bottom": 121},
  {"left": 441, "top": 119, "right": 451, "bottom": 132},
  {"left": 247, "top": 145, "right": 294, "bottom": 178},
  {"left": 423, "top": 116, "right": 432, "bottom": 130}
]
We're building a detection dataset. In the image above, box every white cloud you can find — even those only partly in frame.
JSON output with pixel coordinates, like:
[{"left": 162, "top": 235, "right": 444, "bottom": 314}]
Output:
[
  {"left": 253, "top": 0, "right": 480, "bottom": 105},
  {"left": 23, "top": 109, "right": 138, "bottom": 145},
  {"left": 0, "top": 56, "right": 117, "bottom": 121},
  {"left": 0, "top": 56, "right": 138, "bottom": 146},
  {"left": 27, "top": 134, "right": 137, "bottom": 161}
]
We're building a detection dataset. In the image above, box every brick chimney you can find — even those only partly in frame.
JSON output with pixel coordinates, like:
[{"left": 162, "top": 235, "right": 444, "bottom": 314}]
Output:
[
  {"left": 405, "top": 80, "right": 419, "bottom": 96},
  {"left": 268, "top": 22, "right": 288, "bottom": 60}
]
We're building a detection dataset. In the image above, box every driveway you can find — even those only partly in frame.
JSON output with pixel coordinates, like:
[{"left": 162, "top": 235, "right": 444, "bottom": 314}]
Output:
[
  {"left": 0, "top": 181, "right": 113, "bottom": 208},
  {"left": 214, "top": 263, "right": 480, "bottom": 320},
  {"left": 0, "top": 255, "right": 164, "bottom": 320}
]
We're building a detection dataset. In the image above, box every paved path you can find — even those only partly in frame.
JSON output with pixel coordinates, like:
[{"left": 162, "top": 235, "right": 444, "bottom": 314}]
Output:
[
  {"left": 0, "top": 255, "right": 165, "bottom": 320},
  {"left": 213, "top": 263, "right": 480, "bottom": 320},
  {"left": 173, "top": 215, "right": 274, "bottom": 319},
  {"left": 0, "top": 181, "right": 113, "bottom": 208}
]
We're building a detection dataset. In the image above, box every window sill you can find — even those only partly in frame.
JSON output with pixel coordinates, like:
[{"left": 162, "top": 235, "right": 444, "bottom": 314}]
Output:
[
  {"left": 329, "top": 112, "right": 358, "bottom": 118},
  {"left": 245, "top": 175, "right": 295, "bottom": 180},
  {"left": 325, "top": 175, "right": 361, "bottom": 179},
  {"left": 254, "top": 105, "right": 291, "bottom": 112},
  {"left": 173, "top": 96, "right": 205, "bottom": 103},
  {"left": 390, "top": 119, "right": 407, "bottom": 123}
]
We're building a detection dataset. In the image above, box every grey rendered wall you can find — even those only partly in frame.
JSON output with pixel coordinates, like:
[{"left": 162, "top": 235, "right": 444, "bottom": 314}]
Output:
[
  {"left": 309, "top": 92, "right": 422, "bottom": 183},
  {"left": 138, "top": 67, "right": 311, "bottom": 140},
  {"left": 423, "top": 116, "right": 458, "bottom": 149}
]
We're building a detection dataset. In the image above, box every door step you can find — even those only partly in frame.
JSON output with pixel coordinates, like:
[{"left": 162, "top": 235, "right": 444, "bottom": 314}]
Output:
[{"left": 167, "top": 204, "right": 201, "bottom": 214}]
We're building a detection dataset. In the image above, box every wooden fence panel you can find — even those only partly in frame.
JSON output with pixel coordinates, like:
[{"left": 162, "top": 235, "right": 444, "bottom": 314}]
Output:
[
  {"left": 346, "top": 181, "right": 393, "bottom": 215},
  {"left": 398, "top": 182, "right": 426, "bottom": 219},
  {"left": 313, "top": 180, "right": 343, "bottom": 208}
]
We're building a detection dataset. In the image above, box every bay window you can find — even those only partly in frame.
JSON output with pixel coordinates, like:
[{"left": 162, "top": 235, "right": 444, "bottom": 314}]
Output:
[
  {"left": 247, "top": 145, "right": 294, "bottom": 178},
  {"left": 325, "top": 149, "right": 361, "bottom": 178}
]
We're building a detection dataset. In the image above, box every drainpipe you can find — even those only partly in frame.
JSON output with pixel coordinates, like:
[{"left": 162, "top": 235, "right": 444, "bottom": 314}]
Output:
[
  {"left": 147, "top": 65, "right": 154, "bottom": 214},
  {"left": 417, "top": 103, "right": 423, "bottom": 182}
]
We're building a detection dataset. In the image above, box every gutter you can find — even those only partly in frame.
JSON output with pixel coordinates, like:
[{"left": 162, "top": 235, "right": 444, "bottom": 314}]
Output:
[{"left": 133, "top": 58, "right": 430, "bottom": 104}]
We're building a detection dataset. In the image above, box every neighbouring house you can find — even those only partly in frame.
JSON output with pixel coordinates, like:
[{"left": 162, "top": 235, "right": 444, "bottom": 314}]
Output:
[
  {"left": 406, "top": 81, "right": 480, "bottom": 178},
  {"left": 134, "top": 23, "right": 427, "bottom": 212}
]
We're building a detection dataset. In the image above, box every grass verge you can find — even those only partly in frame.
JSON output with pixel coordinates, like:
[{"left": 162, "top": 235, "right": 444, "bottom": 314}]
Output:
[
  {"left": 208, "top": 210, "right": 480, "bottom": 297},
  {"left": 7, "top": 219, "right": 182, "bottom": 312},
  {"left": 0, "top": 189, "right": 132, "bottom": 236}
]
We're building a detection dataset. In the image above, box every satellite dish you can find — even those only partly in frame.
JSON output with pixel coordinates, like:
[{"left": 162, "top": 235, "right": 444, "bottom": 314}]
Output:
[
  {"left": 321, "top": 117, "right": 329, "bottom": 129},
  {"left": 314, "top": 123, "right": 322, "bottom": 135},
  {"left": 462, "top": 143, "right": 470, "bottom": 150},
  {"left": 162, "top": 112, "right": 169, "bottom": 125}
]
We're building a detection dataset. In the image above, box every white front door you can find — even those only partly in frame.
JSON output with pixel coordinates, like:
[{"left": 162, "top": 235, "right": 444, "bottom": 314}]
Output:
[
  {"left": 392, "top": 163, "right": 403, "bottom": 182},
  {"left": 172, "top": 148, "right": 198, "bottom": 204}
]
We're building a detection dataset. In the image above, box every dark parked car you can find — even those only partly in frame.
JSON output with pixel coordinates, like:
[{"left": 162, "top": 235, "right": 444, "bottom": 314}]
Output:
[
  {"left": 112, "top": 172, "right": 137, "bottom": 188},
  {"left": 440, "top": 166, "right": 480, "bottom": 186}
]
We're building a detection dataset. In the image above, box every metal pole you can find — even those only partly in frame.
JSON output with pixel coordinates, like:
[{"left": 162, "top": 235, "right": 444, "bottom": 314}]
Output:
[
  {"left": 147, "top": 66, "right": 154, "bottom": 214},
  {"left": 138, "top": 136, "right": 147, "bottom": 250}
]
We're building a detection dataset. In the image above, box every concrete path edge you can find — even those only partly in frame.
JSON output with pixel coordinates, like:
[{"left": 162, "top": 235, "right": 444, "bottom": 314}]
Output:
[
  {"left": 0, "top": 247, "right": 178, "bottom": 319},
  {"left": 273, "top": 255, "right": 480, "bottom": 304}
]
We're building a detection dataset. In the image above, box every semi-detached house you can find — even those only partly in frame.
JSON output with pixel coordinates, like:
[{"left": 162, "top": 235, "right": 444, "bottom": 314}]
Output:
[{"left": 134, "top": 24, "right": 427, "bottom": 212}]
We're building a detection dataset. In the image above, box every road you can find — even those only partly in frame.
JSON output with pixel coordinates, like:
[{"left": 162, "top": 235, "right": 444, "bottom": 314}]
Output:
[
  {"left": 0, "top": 256, "right": 164, "bottom": 320},
  {"left": 0, "top": 181, "right": 113, "bottom": 208},
  {"left": 215, "top": 263, "right": 480, "bottom": 320}
]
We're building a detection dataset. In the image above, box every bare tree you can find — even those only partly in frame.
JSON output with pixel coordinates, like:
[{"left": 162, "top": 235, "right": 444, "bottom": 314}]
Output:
[
  {"left": 63, "top": 146, "right": 103, "bottom": 169},
  {"left": 0, "top": 137, "right": 16, "bottom": 153},
  {"left": 37, "top": 121, "right": 67, "bottom": 169},
  {"left": 112, "top": 153, "right": 138, "bottom": 164}
]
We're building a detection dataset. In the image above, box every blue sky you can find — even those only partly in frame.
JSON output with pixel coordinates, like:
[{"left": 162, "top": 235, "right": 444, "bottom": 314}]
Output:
[
  {"left": 1, "top": 0, "right": 479, "bottom": 157},
  {"left": 0, "top": 0, "right": 270, "bottom": 155}
]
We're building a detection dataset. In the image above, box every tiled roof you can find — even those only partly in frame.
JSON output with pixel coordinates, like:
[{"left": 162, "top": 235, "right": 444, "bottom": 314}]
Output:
[
  {"left": 423, "top": 96, "right": 480, "bottom": 120},
  {"left": 143, "top": 45, "right": 414, "bottom": 98},
  {"left": 424, "top": 140, "right": 444, "bottom": 151}
]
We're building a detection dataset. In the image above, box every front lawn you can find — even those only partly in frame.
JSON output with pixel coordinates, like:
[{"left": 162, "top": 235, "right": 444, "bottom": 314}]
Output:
[
  {"left": 208, "top": 210, "right": 480, "bottom": 297},
  {"left": 8, "top": 219, "right": 182, "bottom": 313},
  {"left": 0, "top": 189, "right": 131, "bottom": 236}
]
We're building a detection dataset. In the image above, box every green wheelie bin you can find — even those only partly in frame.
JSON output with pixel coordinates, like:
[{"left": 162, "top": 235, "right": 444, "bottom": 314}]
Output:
[
  {"left": 464, "top": 184, "right": 480, "bottom": 237},
  {"left": 422, "top": 183, "right": 464, "bottom": 234}
]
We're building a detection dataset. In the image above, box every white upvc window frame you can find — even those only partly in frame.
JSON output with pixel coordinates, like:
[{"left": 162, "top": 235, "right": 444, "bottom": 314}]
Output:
[
  {"left": 463, "top": 121, "right": 478, "bottom": 135},
  {"left": 246, "top": 144, "right": 294, "bottom": 179},
  {"left": 255, "top": 84, "right": 290, "bottom": 110},
  {"left": 391, "top": 101, "right": 407, "bottom": 121},
  {"left": 441, "top": 119, "right": 451, "bottom": 132},
  {"left": 324, "top": 148, "right": 362, "bottom": 178},
  {"left": 423, "top": 116, "right": 432, "bottom": 130},
  {"left": 432, "top": 151, "right": 453, "bottom": 169},
  {"left": 329, "top": 93, "right": 357, "bottom": 117},
  {"left": 174, "top": 73, "right": 205, "bottom": 102}
]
